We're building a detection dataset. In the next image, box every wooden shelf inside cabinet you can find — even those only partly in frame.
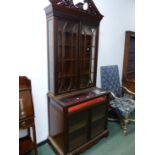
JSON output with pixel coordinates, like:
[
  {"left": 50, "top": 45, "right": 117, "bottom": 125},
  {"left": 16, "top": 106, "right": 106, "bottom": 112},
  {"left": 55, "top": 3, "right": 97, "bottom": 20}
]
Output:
[
  {"left": 58, "top": 58, "right": 76, "bottom": 61},
  {"left": 58, "top": 74, "right": 76, "bottom": 78},
  {"left": 92, "top": 113, "right": 105, "bottom": 122},
  {"left": 19, "top": 76, "right": 37, "bottom": 155},
  {"left": 69, "top": 121, "right": 87, "bottom": 134}
]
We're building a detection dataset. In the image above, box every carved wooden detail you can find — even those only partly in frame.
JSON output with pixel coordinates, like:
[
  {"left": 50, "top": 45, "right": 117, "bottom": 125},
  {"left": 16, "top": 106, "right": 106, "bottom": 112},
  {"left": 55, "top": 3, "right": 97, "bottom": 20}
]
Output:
[
  {"left": 54, "top": 0, "right": 75, "bottom": 8},
  {"left": 49, "top": 0, "right": 103, "bottom": 19},
  {"left": 83, "top": 0, "right": 102, "bottom": 16}
]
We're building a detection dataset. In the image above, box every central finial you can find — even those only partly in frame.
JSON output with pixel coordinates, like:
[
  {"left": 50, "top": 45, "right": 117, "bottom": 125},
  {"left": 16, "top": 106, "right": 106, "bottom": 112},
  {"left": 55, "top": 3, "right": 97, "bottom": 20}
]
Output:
[
  {"left": 73, "top": 0, "right": 88, "bottom": 10},
  {"left": 73, "top": 0, "right": 83, "bottom": 5}
]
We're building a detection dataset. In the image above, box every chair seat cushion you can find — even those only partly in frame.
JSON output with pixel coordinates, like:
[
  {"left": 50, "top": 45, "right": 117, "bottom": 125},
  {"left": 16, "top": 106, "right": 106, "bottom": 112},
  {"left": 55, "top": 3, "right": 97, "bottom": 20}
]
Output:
[{"left": 110, "top": 96, "right": 135, "bottom": 117}]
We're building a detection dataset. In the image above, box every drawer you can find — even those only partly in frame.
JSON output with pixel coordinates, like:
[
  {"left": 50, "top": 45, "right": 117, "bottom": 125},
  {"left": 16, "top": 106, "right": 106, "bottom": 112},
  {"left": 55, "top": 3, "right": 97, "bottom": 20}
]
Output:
[
  {"left": 19, "top": 118, "right": 34, "bottom": 129},
  {"left": 68, "top": 97, "right": 107, "bottom": 113}
]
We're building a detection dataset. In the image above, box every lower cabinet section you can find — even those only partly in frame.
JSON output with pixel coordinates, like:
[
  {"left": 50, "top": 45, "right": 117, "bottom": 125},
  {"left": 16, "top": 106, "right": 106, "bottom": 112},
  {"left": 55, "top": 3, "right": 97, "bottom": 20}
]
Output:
[
  {"left": 48, "top": 88, "right": 109, "bottom": 155},
  {"left": 91, "top": 102, "right": 107, "bottom": 138},
  {"left": 68, "top": 110, "right": 88, "bottom": 152},
  {"left": 69, "top": 126, "right": 88, "bottom": 151},
  {"left": 91, "top": 118, "right": 106, "bottom": 138}
]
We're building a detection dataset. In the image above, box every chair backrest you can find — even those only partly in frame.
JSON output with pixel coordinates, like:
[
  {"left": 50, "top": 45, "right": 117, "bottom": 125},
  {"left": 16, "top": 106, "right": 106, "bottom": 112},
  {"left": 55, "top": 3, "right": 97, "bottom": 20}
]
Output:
[{"left": 100, "top": 65, "right": 121, "bottom": 97}]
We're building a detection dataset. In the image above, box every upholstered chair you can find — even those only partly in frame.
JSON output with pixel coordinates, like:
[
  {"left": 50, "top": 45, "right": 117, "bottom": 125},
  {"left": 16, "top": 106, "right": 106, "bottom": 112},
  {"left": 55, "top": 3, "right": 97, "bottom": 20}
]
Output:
[{"left": 100, "top": 65, "right": 135, "bottom": 135}]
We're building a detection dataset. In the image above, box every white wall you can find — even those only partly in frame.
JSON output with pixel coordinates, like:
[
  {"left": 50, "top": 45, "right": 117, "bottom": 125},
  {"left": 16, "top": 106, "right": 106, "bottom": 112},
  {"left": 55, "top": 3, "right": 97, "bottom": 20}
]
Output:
[
  {"left": 17, "top": 0, "right": 134, "bottom": 143},
  {"left": 17, "top": 0, "right": 50, "bottom": 143},
  {"left": 96, "top": 0, "right": 135, "bottom": 87}
]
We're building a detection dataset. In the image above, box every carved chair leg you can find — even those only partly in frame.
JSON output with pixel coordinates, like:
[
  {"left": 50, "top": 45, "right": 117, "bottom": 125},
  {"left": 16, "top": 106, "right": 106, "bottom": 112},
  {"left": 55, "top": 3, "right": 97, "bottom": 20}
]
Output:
[
  {"left": 123, "top": 123, "right": 128, "bottom": 136},
  {"left": 121, "top": 119, "right": 128, "bottom": 136}
]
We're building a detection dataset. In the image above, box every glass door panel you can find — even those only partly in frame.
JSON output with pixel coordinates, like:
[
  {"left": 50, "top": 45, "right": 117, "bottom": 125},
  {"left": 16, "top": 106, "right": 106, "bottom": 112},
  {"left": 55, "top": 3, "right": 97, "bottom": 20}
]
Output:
[
  {"left": 79, "top": 25, "right": 97, "bottom": 88},
  {"left": 68, "top": 110, "right": 88, "bottom": 151},
  {"left": 91, "top": 102, "right": 107, "bottom": 138},
  {"left": 57, "top": 19, "right": 79, "bottom": 94}
]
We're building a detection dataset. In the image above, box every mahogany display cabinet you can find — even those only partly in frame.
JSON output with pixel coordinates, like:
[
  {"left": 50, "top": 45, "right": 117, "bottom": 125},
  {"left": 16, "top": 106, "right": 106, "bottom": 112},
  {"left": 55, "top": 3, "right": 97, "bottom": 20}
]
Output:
[{"left": 44, "top": 0, "right": 109, "bottom": 154}]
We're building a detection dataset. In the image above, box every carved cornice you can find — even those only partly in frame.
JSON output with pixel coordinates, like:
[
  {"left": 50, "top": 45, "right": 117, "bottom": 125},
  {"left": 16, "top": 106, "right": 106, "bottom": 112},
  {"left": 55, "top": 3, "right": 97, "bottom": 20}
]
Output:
[
  {"left": 83, "top": 0, "right": 102, "bottom": 16},
  {"left": 53, "top": 0, "right": 75, "bottom": 8},
  {"left": 48, "top": 0, "right": 103, "bottom": 21}
]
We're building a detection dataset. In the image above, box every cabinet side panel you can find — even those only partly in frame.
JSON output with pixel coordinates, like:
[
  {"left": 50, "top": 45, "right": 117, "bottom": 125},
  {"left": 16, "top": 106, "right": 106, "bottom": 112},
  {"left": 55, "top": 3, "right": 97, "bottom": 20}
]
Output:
[
  {"left": 49, "top": 102, "right": 63, "bottom": 136},
  {"left": 47, "top": 18, "right": 54, "bottom": 93}
]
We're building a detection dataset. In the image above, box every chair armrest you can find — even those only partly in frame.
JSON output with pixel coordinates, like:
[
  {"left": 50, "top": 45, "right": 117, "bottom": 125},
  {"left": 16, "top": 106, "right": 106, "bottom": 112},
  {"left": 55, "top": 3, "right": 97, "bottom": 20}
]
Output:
[
  {"left": 110, "top": 91, "right": 119, "bottom": 99},
  {"left": 121, "top": 86, "right": 135, "bottom": 96},
  {"left": 100, "top": 91, "right": 118, "bottom": 100}
]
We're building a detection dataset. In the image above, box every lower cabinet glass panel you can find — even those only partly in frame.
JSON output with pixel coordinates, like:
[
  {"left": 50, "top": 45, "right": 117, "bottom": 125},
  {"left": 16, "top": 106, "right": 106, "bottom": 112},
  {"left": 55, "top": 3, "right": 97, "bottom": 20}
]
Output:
[
  {"left": 92, "top": 102, "right": 106, "bottom": 118},
  {"left": 69, "top": 127, "right": 87, "bottom": 151},
  {"left": 68, "top": 111, "right": 88, "bottom": 151},
  {"left": 91, "top": 118, "right": 106, "bottom": 138},
  {"left": 91, "top": 102, "right": 107, "bottom": 138},
  {"left": 67, "top": 100, "right": 107, "bottom": 151}
]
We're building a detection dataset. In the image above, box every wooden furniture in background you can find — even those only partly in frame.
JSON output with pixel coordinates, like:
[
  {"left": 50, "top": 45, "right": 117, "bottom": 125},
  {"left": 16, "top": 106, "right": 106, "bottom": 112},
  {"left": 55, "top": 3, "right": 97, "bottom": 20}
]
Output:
[
  {"left": 19, "top": 76, "right": 37, "bottom": 155},
  {"left": 122, "top": 31, "right": 135, "bottom": 92},
  {"left": 45, "top": 0, "right": 109, "bottom": 154}
]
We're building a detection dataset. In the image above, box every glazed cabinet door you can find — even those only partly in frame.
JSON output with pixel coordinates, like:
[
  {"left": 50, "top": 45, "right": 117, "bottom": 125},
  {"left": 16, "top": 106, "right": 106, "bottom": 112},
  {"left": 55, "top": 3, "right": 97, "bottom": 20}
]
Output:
[
  {"left": 91, "top": 101, "right": 108, "bottom": 138},
  {"left": 79, "top": 24, "right": 98, "bottom": 89},
  {"left": 68, "top": 110, "right": 89, "bottom": 152},
  {"left": 47, "top": 18, "right": 100, "bottom": 95},
  {"left": 56, "top": 18, "right": 79, "bottom": 94}
]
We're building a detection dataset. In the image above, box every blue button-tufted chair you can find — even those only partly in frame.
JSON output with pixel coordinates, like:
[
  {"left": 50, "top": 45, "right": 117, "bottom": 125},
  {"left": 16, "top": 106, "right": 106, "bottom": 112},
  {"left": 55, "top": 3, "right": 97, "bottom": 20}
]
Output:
[{"left": 100, "top": 65, "right": 135, "bottom": 135}]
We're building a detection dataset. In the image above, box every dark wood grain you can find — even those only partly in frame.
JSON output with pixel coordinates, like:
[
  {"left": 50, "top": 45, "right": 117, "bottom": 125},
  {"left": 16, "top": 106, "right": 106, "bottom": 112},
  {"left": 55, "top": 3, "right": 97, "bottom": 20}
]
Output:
[
  {"left": 122, "top": 31, "right": 135, "bottom": 92},
  {"left": 19, "top": 76, "right": 38, "bottom": 155}
]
